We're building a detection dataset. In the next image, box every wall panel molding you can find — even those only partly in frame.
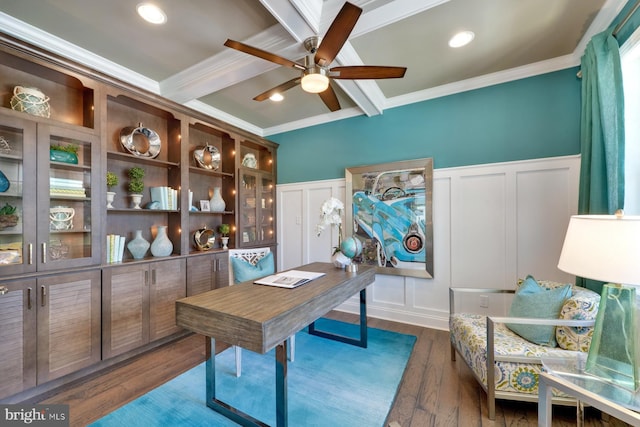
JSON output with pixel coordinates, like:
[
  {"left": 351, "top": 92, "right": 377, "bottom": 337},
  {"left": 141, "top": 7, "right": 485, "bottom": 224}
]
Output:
[{"left": 277, "top": 155, "right": 580, "bottom": 330}]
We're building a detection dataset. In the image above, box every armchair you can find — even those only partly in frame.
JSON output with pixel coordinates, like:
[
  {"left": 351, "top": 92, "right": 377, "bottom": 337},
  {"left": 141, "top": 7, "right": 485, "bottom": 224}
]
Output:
[{"left": 449, "top": 280, "right": 600, "bottom": 420}]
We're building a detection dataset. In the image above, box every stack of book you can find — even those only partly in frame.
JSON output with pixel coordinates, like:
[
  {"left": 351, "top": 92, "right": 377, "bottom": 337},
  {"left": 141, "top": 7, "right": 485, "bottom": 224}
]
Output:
[
  {"left": 50, "top": 177, "right": 86, "bottom": 198},
  {"left": 149, "top": 186, "right": 179, "bottom": 210},
  {"left": 106, "top": 234, "right": 126, "bottom": 263}
]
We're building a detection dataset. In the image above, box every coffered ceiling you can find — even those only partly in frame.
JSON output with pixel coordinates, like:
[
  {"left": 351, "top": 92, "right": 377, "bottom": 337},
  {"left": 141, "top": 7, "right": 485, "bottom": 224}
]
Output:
[{"left": 0, "top": 0, "right": 628, "bottom": 136}]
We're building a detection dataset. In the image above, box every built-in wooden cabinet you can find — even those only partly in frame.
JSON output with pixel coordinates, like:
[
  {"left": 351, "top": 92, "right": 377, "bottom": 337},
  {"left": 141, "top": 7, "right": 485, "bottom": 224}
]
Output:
[
  {"left": 187, "top": 122, "right": 236, "bottom": 252},
  {"left": 0, "top": 270, "right": 101, "bottom": 400},
  {"left": 102, "top": 258, "right": 186, "bottom": 359},
  {"left": 36, "top": 270, "right": 102, "bottom": 383},
  {"left": 39, "top": 125, "right": 101, "bottom": 270},
  {"left": 0, "top": 278, "right": 36, "bottom": 399},
  {"left": 104, "top": 93, "right": 182, "bottom": 262},
  {"left": 186, "top": 251, "right": 229, "bottom": 296},
  {"left": 237, "top": 139, "right": 276, "bottom": 247},
  {"left": 0, "top": 117, "right": 100, "bottom": 274},
  {"left": 0, "top": 35, "right": 277, "bottom": 401}
]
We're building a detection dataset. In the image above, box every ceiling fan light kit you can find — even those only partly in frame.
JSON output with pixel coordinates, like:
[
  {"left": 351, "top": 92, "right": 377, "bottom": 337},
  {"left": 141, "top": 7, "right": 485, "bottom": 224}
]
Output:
[
  {"left": 224, "top": 1, "right": 406, "bottom": 111},
  {"left": 301, "top": 71, "right": 329, "bottom": 93}
]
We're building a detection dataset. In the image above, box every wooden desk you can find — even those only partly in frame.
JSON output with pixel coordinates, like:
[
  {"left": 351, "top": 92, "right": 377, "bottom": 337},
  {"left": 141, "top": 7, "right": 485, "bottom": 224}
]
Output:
[{"left": 176, "top": 262, "right": 375, "bottom": 427}]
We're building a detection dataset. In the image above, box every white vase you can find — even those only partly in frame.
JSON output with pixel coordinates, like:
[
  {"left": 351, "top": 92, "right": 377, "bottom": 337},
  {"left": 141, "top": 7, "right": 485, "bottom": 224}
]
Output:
[
  {"left": 107, "top": 191, "right": 116, "bottom": 209},
  {"left": 150, "top": 226, "right": 173, "bottom": 257},
  {"left": 210, "top": 187, "right": 226, "bottom": 212},
  {"left": 130, "top": 193, "right": 143, "bottom": 209},
  {"left": 127, "top": 230, "right": 150, "bottom": 260},
  {"left": 221, "top": 236, "right": 229, "bottom": 250}
]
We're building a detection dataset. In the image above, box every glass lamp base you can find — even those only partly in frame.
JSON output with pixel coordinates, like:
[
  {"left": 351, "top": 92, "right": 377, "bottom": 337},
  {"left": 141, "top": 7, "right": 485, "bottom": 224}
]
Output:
[{"left": 585, "top": 284, "right": 640, "bottom": 391}]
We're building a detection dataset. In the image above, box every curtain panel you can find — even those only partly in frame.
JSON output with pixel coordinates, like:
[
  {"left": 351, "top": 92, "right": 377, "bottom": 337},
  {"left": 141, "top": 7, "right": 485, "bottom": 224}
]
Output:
[{"left": 577, "top": 30, "right": 625, "bottom": 292}]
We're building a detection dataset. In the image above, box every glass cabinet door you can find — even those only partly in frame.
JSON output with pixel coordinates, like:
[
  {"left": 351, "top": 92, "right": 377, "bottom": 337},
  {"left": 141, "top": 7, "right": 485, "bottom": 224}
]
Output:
[
  {"left": 37, "top": 126, "right": 100, "bottom": 270},
  {"left": 238, "top": 170, "right": 275, "bottom": 246},
  {"left": 0, "top": 116, "right": 36, "bottom": 274},
  {"left": 259, "top": 174, "right": 275, "bottom": 243}
]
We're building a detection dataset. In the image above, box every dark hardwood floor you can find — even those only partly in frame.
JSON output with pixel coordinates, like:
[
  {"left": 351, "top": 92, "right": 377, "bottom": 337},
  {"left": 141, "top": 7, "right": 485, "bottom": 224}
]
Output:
[{"left": 40, "top": 311, "right": 619, "bottom": 426}]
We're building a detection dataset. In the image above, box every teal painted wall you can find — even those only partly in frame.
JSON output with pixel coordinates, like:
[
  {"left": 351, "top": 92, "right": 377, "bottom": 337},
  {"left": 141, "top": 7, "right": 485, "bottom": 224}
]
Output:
[{"left": 270, "top": 68, "right": 582, "bottom": 184}]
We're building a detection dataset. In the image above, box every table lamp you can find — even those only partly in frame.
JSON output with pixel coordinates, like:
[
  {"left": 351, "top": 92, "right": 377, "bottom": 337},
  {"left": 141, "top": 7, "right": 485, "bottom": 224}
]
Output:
[{"left": 557, "top": 212, "right": 640, "bottom": 391}]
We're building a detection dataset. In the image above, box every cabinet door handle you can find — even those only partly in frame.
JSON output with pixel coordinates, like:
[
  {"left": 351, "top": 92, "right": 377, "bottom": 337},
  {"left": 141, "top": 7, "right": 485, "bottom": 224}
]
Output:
[
  {"left": 42, "top": 243, "right": 47, "bottom": 264},
  {"left": 27, "top": 287, "right": 32, "bottom": 310},
  {"left": 145, "top": 270, "right": 149, "bottom": 285},
  {"left": 28, "top": 244, "right": 33, "bottom": 265},
  {"left": 40, "top": 285, "right": 46, "bottom": 307},
  {"left": 151, "top": 269, "right": 156, "bottom": 285},
  {"left": 0, "top": 285, "right": 8, "bottom": 295}
]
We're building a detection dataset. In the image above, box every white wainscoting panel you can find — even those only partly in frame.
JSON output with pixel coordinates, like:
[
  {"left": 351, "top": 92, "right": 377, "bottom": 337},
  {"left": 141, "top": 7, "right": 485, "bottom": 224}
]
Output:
[{"left": 276, "top": 155, "right": 580, "bottom": 331}]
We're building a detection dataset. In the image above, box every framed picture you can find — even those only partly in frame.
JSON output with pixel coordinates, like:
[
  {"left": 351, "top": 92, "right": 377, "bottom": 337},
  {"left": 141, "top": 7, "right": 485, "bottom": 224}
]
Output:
[
  {"left": 346, "top": 158, "right": 434, "bottom": 278},
  {"left": 199, "top": 200, "right": 210, "bottom": 212}
]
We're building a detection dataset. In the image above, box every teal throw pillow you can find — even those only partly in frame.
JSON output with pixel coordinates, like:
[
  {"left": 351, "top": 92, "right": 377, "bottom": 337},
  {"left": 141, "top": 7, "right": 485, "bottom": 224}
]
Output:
[
  {"left": 231, "top": 252, "right": 275, "bottom": 284},
  {"left": 506, "top": 275, "right": 572, "bottom": 347}
]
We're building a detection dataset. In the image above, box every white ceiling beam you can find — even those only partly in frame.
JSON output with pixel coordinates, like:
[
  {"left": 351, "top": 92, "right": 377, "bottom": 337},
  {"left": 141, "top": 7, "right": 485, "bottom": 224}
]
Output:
[
  {"left": 160, "top": 25, "right": 302, "bottom": 103},
  {"left": 330, "top": 0, "right": 450, "bottom": 117}
]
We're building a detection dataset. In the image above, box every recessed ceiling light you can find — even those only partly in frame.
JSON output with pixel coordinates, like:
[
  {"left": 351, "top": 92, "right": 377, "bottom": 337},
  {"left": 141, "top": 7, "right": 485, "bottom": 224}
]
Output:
[
  {"left": 449, "top": 31, "right": 475, "bottom": 48},
  {"left": 269, "top": 93, "right": 284, "bottom": 102},
  {"left": 137, "top": 3, "right": 167, "bottom": 25}
]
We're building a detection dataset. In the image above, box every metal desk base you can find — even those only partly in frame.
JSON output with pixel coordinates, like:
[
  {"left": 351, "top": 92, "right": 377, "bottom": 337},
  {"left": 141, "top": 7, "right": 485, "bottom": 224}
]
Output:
[
  {"left": 309, "top": 289, "right": 368, "bottom": 348},
  {"left": 204, "top": 288, "right": 368, "bottom": 427}
]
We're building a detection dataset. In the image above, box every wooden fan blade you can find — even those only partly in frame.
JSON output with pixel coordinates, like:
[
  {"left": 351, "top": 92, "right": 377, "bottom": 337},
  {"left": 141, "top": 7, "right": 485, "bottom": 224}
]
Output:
[
  {"left": 318, "top": 84, "right": 341, "bottom": 112},
  {"left": 224, "top": 39, "right": 305, "bottom": 71},
  {"left": 315, "top": 2, "right": 362, "bottom": 66},
  {"left": 253, "top": 78, "right": 301, "bottom": 101},
  {"left": 330, "top": 66, "right": 407, "bottom": 79}
]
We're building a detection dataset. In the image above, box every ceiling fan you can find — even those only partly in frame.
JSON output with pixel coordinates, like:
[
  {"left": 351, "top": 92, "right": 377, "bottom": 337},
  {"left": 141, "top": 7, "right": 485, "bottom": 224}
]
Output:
[{"left": 224, "top": 1, "right": 406, "bottom": 112}]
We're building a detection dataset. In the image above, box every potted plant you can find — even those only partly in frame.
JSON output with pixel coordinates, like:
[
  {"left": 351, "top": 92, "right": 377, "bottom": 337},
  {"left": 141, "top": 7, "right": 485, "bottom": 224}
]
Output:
[
  {"left": 127, "top": 166, "right": 145, "bottom": 209},
  {"left": 218, "top": 223, "right": 230, "bottom": 249},
  {"left": 49, "top": 143, "right": 79, "bottom": 164},
  {"left": 106, "top": 171, "right": 118, "bottom": 209}
]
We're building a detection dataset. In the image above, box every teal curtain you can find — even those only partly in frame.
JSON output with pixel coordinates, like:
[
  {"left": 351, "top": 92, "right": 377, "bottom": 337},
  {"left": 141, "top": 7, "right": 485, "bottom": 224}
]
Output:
[{"left": 577, "top": 30, "right": 625, "bottom": 292}]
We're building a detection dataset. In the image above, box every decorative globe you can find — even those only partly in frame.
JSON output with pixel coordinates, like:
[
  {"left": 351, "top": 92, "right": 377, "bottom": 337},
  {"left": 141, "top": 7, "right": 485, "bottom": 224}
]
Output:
[{"left": 340, "top": 236, "right": 363, "bottom": 259}]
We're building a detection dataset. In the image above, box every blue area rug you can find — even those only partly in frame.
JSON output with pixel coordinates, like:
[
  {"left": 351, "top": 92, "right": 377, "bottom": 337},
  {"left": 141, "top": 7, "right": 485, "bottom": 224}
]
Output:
[{"left": 90, "top": 318, "right": 416, "bottom": 427}]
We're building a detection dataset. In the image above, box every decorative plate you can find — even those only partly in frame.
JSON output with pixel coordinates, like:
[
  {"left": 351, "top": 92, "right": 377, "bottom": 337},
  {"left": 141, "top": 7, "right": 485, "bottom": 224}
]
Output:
[
  {"left": 119, "top": 126, "right": 161, "bottom": 158},
  {"left": 193, "top": 144, "right": 220, "bottom": 170}
]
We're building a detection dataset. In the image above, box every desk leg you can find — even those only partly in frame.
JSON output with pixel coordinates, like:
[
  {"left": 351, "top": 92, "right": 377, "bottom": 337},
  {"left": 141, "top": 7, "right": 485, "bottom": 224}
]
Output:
[
  {"left": 309, "top": 288, "right": 368, "bottom": 348},
  {"left": 276, "top": 341, "right": 288, "bottom": 427},
  {"left": 538, "top": 374, "right": 552, "bottom": 427},
  {"left": 204, "top": 337, "right": 288, "bottom": 427}
]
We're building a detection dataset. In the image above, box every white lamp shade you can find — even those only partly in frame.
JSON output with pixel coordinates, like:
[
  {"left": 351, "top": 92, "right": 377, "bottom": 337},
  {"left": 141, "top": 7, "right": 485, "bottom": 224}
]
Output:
[
  {"left": 558, "top": 214, "right": 640, "bottom": 285},
  {"left": 301, "top": 73, "right": 329, "bottom": 93}
]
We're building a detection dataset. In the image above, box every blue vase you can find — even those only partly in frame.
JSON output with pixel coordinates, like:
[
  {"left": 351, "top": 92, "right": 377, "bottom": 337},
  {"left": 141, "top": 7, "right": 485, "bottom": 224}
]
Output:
[
  {"left": 150, "top": 226, "right": 173, "bottom": 257},
  {"left": 50, "top": 149, "right": 78, "bottom": 164},
  {"left": 0, "top": 170, "right": 9, "bottom": 192},
  {"left": 127, "top": 230, "right": 150, "bottom": 260}
]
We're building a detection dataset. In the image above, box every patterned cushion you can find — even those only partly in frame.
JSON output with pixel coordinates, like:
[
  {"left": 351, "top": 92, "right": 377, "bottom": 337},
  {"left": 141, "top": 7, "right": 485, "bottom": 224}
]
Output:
[
  {"left": 556, "top": 287, "right": 600, "bottom": 351},
  {"left": 450, "top": 313, "right": 581, "bottom": 396},
  {"left": 230, "top": 252, "right": 274, "bottom": 283}
]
